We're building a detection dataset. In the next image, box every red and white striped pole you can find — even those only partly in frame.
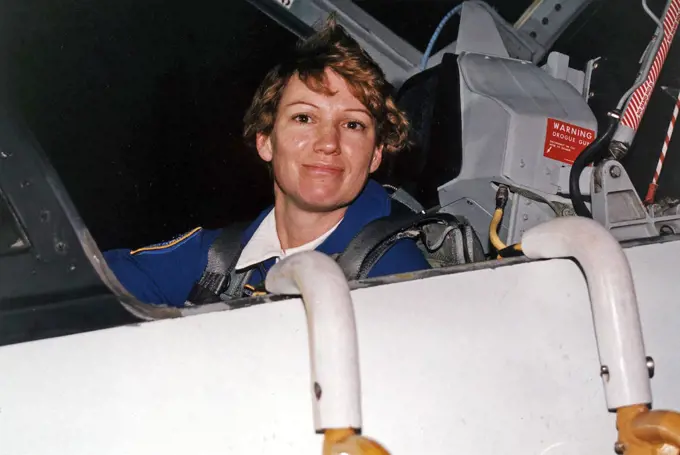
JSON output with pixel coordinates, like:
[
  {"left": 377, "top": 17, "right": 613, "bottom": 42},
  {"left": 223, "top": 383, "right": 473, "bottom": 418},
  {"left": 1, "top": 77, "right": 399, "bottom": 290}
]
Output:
[
  {"left": 644, "top": 87, "right": 680, "bottom": 204},
  {"left": 611, "top": 0, "right": 680, "bottom": 154}
]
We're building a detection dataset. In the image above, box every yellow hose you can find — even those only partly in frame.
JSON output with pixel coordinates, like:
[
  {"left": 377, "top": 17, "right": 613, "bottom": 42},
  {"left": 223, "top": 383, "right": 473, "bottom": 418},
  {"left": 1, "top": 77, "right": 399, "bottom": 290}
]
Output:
[
  {"left": 495, "top": 243, "right": 523, "bottom": 260},
  {"left": 489, "top": 207, "right": 507, "bottom": 251}
]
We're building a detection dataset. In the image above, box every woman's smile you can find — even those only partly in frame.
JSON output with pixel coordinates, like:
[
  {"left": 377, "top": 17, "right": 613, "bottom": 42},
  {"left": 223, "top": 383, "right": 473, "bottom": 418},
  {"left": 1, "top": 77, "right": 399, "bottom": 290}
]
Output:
[{"left": 302, "top": 163, "right": 344, "bottom": 176}]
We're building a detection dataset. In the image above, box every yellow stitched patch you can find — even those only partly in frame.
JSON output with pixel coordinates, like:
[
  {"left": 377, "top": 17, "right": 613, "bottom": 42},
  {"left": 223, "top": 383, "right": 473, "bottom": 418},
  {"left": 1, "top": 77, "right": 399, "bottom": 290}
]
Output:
[{"left": 131, "top": 227, "right": 202, "bottom": 255}]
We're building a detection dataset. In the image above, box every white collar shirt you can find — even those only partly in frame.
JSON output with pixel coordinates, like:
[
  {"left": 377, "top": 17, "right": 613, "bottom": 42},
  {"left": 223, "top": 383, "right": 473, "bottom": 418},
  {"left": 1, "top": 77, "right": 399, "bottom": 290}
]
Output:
[{"left": 235, "top": 208, "right": 341, "bottom": 271}]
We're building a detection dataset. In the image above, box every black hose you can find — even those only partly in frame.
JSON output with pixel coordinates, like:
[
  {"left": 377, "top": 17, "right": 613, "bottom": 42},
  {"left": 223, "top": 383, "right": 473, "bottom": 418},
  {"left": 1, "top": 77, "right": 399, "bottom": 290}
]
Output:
[{"left": 569, "top": 111, "right": 621, "bottom": 218}]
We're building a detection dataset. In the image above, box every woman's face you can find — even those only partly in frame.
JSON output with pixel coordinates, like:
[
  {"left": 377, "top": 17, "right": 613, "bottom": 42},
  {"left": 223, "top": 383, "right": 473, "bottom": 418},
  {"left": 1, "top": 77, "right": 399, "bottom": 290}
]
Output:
[{"left": 256, "top": 69, "right": 383, "bottom": 213}]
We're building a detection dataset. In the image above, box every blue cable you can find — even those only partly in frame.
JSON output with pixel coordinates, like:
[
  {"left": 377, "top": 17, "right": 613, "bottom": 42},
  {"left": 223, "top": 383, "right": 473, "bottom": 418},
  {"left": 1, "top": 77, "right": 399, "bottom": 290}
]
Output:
[{"left": 420, "top": 3, "right": 464, "bottom": 70}]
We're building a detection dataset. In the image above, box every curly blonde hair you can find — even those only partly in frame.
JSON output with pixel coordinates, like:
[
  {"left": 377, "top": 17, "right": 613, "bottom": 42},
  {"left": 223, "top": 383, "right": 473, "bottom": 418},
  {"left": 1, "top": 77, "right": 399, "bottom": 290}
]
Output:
[{"left": 243, "top": 16, "right": 409, "bottom": 154}]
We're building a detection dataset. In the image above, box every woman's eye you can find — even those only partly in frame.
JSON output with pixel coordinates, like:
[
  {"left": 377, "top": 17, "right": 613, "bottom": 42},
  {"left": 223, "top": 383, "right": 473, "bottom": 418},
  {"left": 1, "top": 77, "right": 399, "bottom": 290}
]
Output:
[
  {"left": 346, "top": 121, "right": 366, "bottom": 131},
  {"left": 293, "top": 114, "right": 311, "bottom": 123}
]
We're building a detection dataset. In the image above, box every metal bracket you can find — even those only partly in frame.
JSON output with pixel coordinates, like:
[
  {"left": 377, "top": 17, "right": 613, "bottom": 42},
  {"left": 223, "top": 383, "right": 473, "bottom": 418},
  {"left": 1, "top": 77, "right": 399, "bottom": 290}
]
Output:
[
  {"left": 514, "top": 0, "right": 596, "bottom": 63},
  {"left": 542, "top": 51, "right": 586, "bottom": 95},
  {"left": 591, "top": 160, "right": 680, "bottom": 241},
  {"left": 583, "top": 56, "right": 601, "bottom": 102}
]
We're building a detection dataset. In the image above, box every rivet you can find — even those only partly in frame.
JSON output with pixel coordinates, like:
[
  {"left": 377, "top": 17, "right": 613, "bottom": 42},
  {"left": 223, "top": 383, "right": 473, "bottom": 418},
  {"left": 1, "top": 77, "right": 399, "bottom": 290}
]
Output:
[
  {"left": 54, "top": 240, "right": 68, "bottom": 254},
  {"left": 600, "top": 365, "right": 610, "bottom": 379},
  {"left": 646, "top": 356, "right": 655, "bottom": 378}
]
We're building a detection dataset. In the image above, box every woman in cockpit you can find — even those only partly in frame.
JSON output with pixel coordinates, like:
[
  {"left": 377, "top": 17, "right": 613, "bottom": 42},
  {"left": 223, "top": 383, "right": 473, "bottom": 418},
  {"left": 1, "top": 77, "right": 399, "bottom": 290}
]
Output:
[{"left": 103, "top": 17, "right": 430, "bottom": 307}]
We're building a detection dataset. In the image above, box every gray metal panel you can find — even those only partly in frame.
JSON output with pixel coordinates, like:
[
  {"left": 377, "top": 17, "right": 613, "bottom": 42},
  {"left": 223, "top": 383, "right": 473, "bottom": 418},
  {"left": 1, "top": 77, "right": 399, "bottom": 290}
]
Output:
[
  {"left": 439, "top": 52, "right": 598, "bottom": 251},
  {"left": 456, "top": 88, "right": 510, "bottom": 181},
  {"left": 460, "top": 53, "right": 593, "bottom": 118},
  {"left": 505, "top": 192, "right": 559, "bottom": 245},
  {"left": 457, "top": 53, "right": 597, "bottom": 194},
  {"left": 455, "top": 2, "right": 509, "bottom": 59},
  {"left": 0, "top": 108, "right": 139, "bottom": 346},
  {"left": 0, "top": 116, "right": 103, "bottom": 303}
]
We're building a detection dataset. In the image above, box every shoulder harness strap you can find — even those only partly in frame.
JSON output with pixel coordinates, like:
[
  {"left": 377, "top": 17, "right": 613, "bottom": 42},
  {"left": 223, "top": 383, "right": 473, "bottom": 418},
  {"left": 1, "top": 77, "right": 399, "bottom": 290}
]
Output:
[
  {"left": 336, "top": 203, "right": 473, "bottom": 281},
  {"left": 337, "top": 186, "right": 485, "bottom": 281},
  {"left": 185, "top": 222, "right": 249, "bottom": 305}
]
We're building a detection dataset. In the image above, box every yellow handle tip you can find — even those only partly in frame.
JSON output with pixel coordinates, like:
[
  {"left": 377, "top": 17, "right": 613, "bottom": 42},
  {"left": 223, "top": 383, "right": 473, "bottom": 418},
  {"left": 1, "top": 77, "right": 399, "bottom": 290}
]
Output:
[
  {"left": 326, "top": 435, "right": 391, "bottom": 455},
  {"left": 324, "top": 430, "right": 391, "bottom": 455}
]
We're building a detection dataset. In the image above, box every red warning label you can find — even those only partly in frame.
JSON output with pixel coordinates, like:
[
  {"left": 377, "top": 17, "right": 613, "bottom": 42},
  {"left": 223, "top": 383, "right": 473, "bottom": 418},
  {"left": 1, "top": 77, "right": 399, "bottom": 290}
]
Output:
[{"left": 543, "top": 118, "right": 596, "bottom": 165}]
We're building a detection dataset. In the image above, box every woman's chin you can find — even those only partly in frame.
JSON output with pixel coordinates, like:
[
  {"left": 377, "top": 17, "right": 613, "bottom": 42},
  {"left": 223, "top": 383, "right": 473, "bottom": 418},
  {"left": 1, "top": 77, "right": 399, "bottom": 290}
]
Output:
[{"left": 297, "top": 189, "right": 345, "bottom": 212}]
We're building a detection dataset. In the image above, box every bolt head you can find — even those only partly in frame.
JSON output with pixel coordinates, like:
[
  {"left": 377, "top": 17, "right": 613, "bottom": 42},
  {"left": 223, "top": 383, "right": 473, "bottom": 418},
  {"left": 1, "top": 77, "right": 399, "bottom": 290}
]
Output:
[
  {"left": 600, "top": 365, "right": 610, "bottom": 379},
  {"left": 646, "top": 356, "right": 655, "bottom": 378},
  {"left": 610, "top": 166, "right": 622, "bottom": 178}
]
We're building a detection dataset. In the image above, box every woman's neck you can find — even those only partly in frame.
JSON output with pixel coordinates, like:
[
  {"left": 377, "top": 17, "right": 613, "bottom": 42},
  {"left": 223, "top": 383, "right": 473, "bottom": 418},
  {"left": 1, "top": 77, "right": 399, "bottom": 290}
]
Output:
[{"left": 273, "top": 195, "right": 347, "bottom": 250}]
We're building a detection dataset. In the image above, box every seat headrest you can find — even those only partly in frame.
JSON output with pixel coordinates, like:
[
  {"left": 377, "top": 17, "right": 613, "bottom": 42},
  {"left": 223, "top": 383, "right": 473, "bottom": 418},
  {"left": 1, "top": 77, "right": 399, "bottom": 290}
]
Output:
[{"left": 380, "top": 53, "right": 464, "bottom": 209}]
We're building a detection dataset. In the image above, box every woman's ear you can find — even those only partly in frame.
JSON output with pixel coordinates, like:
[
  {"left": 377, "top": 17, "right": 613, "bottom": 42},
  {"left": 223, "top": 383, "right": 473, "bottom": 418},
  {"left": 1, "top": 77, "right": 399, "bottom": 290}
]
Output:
[
  {"left": 369, "top": 144, "right": 383, "bottom": 173},
  {"left": 256, "top": 133, "right": 273, "bottom": 162}
]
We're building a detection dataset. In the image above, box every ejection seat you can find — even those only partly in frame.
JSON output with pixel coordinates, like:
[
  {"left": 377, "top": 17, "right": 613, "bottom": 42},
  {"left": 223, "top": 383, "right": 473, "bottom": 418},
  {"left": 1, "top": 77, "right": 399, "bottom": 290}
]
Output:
[{"left": 357, "top": 54, "right": 486, "bottom": 269}]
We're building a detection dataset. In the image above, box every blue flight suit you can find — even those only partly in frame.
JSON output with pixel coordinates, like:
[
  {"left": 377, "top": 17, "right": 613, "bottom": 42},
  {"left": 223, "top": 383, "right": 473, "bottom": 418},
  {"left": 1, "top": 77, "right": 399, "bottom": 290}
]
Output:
[{"left": 103, "top": 180, "right": 430, "bottom": 307}]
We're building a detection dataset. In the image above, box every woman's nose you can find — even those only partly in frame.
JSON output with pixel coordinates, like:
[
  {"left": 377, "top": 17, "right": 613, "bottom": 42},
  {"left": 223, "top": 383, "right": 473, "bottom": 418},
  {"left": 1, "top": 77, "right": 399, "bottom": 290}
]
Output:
[{"left": 314, "top": 123, "right": 340, "bottom": 155}]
